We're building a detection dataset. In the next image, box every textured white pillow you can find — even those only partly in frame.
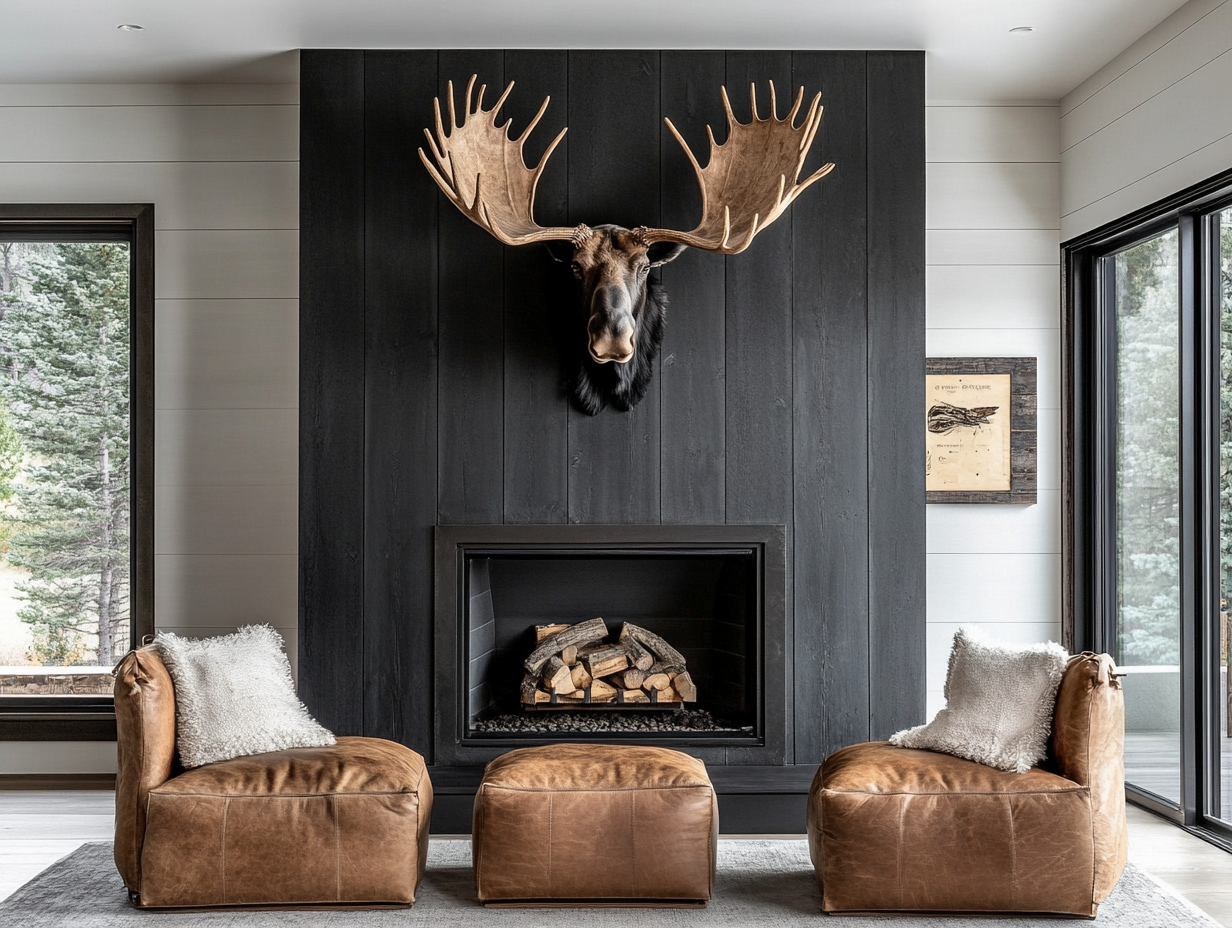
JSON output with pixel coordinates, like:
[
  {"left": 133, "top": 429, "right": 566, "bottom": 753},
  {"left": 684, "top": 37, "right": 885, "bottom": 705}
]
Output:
[
  {"left": 155, "top": 625, "right": 335, "bottom": 769},
  {"left": 890, "top": 628, "right": 1068, "bottom": 773}
]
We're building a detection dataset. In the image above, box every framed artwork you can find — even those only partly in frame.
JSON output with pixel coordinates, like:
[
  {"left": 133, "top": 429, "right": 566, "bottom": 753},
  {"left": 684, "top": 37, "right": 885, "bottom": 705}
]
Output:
[{"left": 926, "top": 357, "right": 1037, "bottom": 504}]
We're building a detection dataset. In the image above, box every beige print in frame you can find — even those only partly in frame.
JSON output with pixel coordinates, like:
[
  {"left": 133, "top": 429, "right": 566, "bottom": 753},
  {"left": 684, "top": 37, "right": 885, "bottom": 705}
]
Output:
[{"left": 926, "top": 373, "right": 1012, "bottom": 492}]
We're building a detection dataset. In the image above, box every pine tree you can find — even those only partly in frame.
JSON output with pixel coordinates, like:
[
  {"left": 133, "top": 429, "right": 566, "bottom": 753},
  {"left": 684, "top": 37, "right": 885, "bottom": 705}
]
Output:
[{"left": 0, "top": 243, "right": 130, "bottom": 665}]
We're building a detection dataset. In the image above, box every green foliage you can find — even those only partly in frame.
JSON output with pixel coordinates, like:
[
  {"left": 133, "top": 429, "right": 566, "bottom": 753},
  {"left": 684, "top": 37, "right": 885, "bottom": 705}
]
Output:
[
  {"left": 0, "top": 242, "right": 130, "bottom": 666},
  {"left": 1220, "top": 210, "right": 1232, "bottom": 637},
  {"left": 1115, "top": 229, "right": 1181, "bottom": 665}
]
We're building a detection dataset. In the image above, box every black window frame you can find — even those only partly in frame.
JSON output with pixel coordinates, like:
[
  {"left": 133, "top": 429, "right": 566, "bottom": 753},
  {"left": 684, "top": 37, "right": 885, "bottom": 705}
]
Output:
[
  {"left": 0, "top": 204, "right": 154, "bottom": 741},
  {"left": 1065, "top": 166, "right": 1232, "bottom": 846}
]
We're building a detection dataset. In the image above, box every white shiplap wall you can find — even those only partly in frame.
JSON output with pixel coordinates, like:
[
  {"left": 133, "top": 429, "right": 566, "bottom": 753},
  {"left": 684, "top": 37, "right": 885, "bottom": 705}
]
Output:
[
  {"left": 0, "top": 84, "right": 299, "bottom": 773},
  {"left": 1061, "top": 0, "right": 1232, "bottom": 240},
  {"left": 925, "top": 103, "right": 1063, "bottom": 720}
]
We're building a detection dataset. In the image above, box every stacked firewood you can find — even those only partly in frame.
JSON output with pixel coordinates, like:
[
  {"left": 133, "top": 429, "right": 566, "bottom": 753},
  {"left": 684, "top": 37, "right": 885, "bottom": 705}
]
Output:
[{"left": 520, "top": 618, "right": 697, "bottom": 709}]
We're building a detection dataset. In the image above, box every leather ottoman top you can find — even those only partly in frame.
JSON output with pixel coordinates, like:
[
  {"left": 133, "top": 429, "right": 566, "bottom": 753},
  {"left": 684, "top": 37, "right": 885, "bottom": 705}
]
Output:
[
  {"left": 823, "top": 741, "right": 1083, "bottom": 795},
  {"left": 153, "top": 736, "right": 427, "bottom": 797},
  {"left": 482, "top": 744, "right": 711, "bottom": 791}
]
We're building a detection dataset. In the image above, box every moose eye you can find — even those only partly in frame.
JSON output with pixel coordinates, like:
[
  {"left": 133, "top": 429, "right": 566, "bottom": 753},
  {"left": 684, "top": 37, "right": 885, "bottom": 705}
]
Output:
[
  {"left": 638, "top": 263, "right": 650, "bottom": 276},
  {"left": 570, "top": 262, "right": 583, "bottom": 279}
]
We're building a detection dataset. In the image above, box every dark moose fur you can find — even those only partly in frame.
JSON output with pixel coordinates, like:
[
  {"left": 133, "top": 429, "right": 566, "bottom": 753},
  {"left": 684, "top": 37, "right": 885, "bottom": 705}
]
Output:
[{"left": 573, "top": 278, "right": 667, "bottom": 416}]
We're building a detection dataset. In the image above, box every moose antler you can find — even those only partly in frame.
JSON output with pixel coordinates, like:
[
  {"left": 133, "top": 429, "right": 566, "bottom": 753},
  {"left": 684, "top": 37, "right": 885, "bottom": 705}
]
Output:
[
  {"left": 637, "top": 82, "right": 834, "bottom": 255},
  {"left": 418, "top": 75, "right": 588, "bottom": 246}
]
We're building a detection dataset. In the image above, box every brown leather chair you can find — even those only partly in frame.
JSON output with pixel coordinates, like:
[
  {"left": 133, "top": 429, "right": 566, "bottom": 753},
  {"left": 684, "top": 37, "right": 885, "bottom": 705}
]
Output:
[
  {"left": 808, "top": 652, "right": 1126, "bottom": 917},
  {"left": 113, "top": 645, "right": 433, "bottom": 908}
]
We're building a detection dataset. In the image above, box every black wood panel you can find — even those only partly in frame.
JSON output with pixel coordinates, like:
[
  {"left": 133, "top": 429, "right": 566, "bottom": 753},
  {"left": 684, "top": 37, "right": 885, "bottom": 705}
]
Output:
[
  {"left": 503, "top": 51, "right": 571, "bottom": 523},
  {"left": 299, "top": 50, "right": 366, "bottom": 735},
  {"left": 659, "top": 52, "right": 727, "bottom": 525},
  {"left": 438, "top": 52, "right": 506, "bottom": 525},
  {"left": 567, "top": 51, "right": 662, "bottom": 524},
  {"left": 790, "top": 52, "right": 871, "bottom": 764},
  {"left": 866, "top": 51, "right": 927, "bottom": 740},
  {"left": 362, "top": 51, "right": 440, "bottom": 754},
  {"left": 722, "top": 51, "right": 794, "bottom": 766}
]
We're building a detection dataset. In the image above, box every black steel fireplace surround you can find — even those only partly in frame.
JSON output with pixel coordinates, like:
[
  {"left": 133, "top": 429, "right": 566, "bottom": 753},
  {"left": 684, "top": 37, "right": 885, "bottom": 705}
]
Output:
[
  {"left": 435, "top": 524, "right": 785, "bottom": 766},
  {"left": 298, "top": 49, "right": 926, "bottom": 833}
]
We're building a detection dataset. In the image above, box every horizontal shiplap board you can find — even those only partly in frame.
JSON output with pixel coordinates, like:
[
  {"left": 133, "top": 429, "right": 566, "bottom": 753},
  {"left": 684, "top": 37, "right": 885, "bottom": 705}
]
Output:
[
  {"left": 925, "top": 328, "right": 1061, "bottom": 410},
  {"left": 0, "top": 84, "right": 299, "bottom": 107},
  {"left": 155, "top": 555, "right": 297, "bottom": 629},
  {"left": 0, "top": 161, "right": 297, "bottom": 230},
  {"left": 155, "top": 230, "right": 298, "bottom": 299},
  {"left": 0, "top": 742, "right": 117, "bottom": 774},
  {"left": 926, "top": 621, "right": 1064, "bottom": 694},
  {"left": 1062, "top": 50, "right": 1232, "bottom": 223},
  {"left": 1062, "top": 1, "right": 1232, "bottom": 144},
  {"left": 0, "top": 105, "right": 298, "bottom": 163},
  {"left": 1062, "top": 131, "right": 1232, "bottom": 241},
  {"left": 926, "top": 229, "right": 1059, "bottom": 266},
  {"left": 155, "top": 485, "right": 297, "bottom": 555},
  {"left": 155, "top": 408, "right": 297, "bottom": 486},
  {"left": 926, "top": 489, "right": 1061, "bottom": 554},
  {"left": 156, "top": 299, "right": 298, "bottom": 409},
  {"left": 926, "top": 265, "right": 1058, "bottom": 330},
  {"left": 927, "top": 553, "right": 1061, "bottom": 626},
  {"left": 926, "top": 106, "right": 1060, "bottom": 164},
  {"left": 927, "top": 162, "right": 1060, "bottom": 230}
]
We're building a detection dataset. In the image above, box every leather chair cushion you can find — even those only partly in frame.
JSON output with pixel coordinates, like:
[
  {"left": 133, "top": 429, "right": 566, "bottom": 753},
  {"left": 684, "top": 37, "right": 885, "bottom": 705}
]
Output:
[
  {"left": 809, "top": 742, "right": 1097, "bottom": 916},
  {"left": 473, "top": 744, "right": 717, "bottom": 904},
  {"left": 138, "top": 737, "right": 432, "bottom": 908}
]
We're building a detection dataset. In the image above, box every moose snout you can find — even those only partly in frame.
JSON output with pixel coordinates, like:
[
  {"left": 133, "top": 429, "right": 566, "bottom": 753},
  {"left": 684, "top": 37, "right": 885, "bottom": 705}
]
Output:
[{"left": 588, "top": 286, "right": 636, "bottom": 364}]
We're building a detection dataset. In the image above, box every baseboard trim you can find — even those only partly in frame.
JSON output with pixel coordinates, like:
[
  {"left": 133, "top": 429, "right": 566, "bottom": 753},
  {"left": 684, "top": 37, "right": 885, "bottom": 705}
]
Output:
[{"left": 0, "top": 773, "right": 117, "bottom": 790}]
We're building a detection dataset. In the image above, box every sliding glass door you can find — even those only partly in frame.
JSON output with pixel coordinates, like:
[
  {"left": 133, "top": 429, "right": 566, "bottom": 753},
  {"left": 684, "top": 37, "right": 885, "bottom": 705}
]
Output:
[
  {"left": 1111, "top": 228, "right": 1182, "bottom": 806},
  {"left": 1067, "top": 172, "right": 1232, "bottom": 842}
]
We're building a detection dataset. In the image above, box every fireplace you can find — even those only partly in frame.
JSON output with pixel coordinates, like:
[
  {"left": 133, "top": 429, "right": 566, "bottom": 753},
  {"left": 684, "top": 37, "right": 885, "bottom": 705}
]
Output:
[{"left": 435, "top": 524, "right": 785, "bottom": 765}]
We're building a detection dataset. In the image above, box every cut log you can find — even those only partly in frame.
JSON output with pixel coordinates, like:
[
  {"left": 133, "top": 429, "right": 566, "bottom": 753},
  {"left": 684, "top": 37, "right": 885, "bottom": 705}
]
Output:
[
  {"left": 656, "top": 685, "right": 681, "bottom": 703},
  {"left": 525, "top": 617, "right": 608, "bottom": 674},
  {"left": 622, "top": 638, "right": 654, "bottom": 672},
  {"left": 561, "top": 645, "right": 578, "bottom": 666},
  {"left": 619, "top": 689, "right": 650, "bottom": 704},
  {"left": 542, "top": 656, "right": 574, "bottom": 694},
  {"left": 589, "top": 679, "right": 617, "bottom": 700},
  {"left": 621, "top": 623, "right": 687, "bottom": 668},
  {"left": 649, "top": 659, "right": 686, "bottom": 676},
  {"left": 584, "top": 646, "right": 629, "bottom": 679},
  {"left": 614, "top": 668, "right": 645, "bottom": 690},
  {"left": 673, "top": 671, "right": 698, "bottom": 701},
  {"left": 535, "top": 624, "right": 572, "bottom": 642},
  {"left": 641, "top": 672, "right": 671, "bottom": 691},
  {"left": 570, "top": 664, "right": 592, "bottom": 690},
  {"left": 520, "top": 674, "right": 540, "bottom": 704},
  {"left": 556, "top": 689, "right": 585, "bottom": 702}
]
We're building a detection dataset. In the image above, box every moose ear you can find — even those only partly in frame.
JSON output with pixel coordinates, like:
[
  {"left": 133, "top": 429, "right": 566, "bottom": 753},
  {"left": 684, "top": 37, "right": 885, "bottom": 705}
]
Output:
[
  {"left": 543, "top": 241, "right": 573, "bottom": 264},
  {"left": 647, "top": 242, "right": 688, "bottom": 267}
]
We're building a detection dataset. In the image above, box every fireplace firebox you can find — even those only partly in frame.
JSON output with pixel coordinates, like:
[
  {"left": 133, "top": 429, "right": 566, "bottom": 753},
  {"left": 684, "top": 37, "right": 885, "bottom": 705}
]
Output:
[{"left": 435, "top": 525, "right": 785, "bottom": 766}]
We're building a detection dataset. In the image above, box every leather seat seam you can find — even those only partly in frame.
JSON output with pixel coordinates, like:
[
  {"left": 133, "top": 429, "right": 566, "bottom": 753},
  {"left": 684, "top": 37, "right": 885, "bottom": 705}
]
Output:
[
  {"left": 822, "top": 787, "right": 1087, "bottom": 797},
  {"left": 149, "top": 789, "right": 419, "bottom": 799},
  {"left": 478, "top": 784, "right": 712, "bottom": 793}
]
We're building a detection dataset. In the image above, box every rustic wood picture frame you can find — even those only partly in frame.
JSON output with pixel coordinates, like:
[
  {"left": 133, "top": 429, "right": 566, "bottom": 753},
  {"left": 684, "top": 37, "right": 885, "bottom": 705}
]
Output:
[{"left": 926, "top": 357, "right": 1037, "bottom": 505}]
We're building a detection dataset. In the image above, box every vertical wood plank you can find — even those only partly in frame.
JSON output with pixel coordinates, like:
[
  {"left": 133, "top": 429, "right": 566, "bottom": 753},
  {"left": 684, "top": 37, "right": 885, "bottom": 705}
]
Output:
[
  {"left": 299, "top": 50, "right": 366, "bottom": 736},
  {"left": 791, "top": 51, "right": 871, "bottom": 764},
  {"left": 867, "top": 51, "right": 927, "bottom": 739},
  {"left": 438, "top": 52, "right": 506, "bottom": 525},
  {"left": 567, "top": 51, "right": 662, "bottom": 524},
  {"left": 723, "top": 51, "right": 794, "bottom": 765},
  {"left": 503, "top": 50, "right": 570, "bottom": 524},
  {"left": 660, "top": 52, "right": 726, "bottom": 525},
  {"left": 363, "top": 51, "right": 439, "bottom": 755}
]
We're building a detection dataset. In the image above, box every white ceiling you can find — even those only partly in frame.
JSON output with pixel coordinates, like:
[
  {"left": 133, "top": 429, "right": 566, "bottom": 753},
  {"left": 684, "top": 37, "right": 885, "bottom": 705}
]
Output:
[{"left": 0, "top": 0, "right": 1189, "bottom": 99}]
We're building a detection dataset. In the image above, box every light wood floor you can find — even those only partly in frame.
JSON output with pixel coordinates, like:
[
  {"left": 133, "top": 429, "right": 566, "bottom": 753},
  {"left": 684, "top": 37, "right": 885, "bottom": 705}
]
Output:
[{"left": 1, "top": 793, "right": 1230, "bottom": 921}]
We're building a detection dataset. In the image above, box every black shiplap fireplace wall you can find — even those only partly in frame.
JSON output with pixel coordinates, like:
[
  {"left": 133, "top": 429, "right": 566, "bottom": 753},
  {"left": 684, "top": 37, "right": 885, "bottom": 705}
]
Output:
[{"left": 299, "top": 49, "right": 925, "bottom": 776}]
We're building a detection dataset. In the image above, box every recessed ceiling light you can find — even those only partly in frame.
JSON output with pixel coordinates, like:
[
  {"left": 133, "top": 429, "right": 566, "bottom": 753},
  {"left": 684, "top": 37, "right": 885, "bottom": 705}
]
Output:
[
  {"left": 116, "top": 23, "right": 144, "bottom": 32},
  {"left": 1009, "top": 26, "right": 1034, "bottom": 33}
]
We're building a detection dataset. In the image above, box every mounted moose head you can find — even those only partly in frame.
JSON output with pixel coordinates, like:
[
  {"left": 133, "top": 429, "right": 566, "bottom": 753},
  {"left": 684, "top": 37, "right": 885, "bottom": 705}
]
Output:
[{"left": 419, "top": 76, "right": 833, "bottom": 415}]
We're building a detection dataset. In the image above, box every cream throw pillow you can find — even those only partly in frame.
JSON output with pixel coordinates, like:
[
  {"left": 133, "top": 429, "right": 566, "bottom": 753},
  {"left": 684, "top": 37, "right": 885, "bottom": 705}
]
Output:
[
  {"left": 890, "top": 628, "right": 1068, "bottom": 773},
  {"left": 155, "top": 625, "right": 335, "bottom": 769}
]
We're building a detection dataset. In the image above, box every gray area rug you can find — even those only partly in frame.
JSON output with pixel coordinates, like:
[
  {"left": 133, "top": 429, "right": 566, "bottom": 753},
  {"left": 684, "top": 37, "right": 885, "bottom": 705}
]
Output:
[{"left": 0, "top": 839, "right": 1216, "bottom": 927}]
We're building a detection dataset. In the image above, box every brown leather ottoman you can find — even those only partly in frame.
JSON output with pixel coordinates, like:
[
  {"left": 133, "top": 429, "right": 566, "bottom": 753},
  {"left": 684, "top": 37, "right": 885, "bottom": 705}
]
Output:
[{"left": 472, "top": 744, "right": 717, "bottom": 905}]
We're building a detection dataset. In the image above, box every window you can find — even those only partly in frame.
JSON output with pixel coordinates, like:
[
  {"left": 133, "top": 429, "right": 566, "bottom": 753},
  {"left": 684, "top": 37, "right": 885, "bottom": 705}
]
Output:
[{"left": 0, "top": 206, "right": 153, "bottom": 740}]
